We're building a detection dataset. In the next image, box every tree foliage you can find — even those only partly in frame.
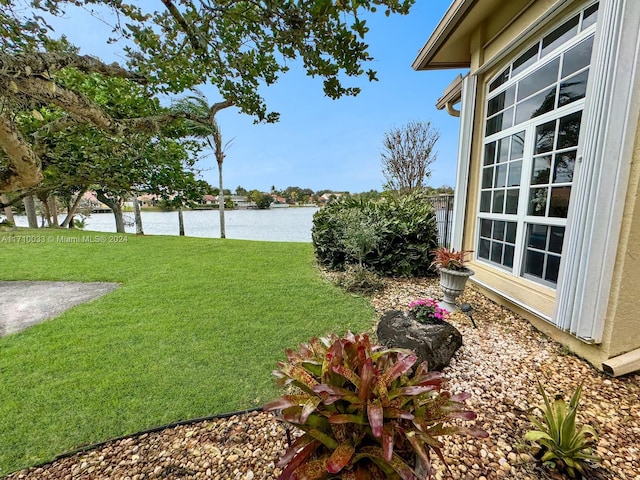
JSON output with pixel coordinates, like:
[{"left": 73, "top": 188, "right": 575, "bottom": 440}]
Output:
[
  {"left": 381, "top": 120, "right": 440, "bottom": 193},
  {"left": 1, "top": 0, "right": 415, "bottom": 193}
]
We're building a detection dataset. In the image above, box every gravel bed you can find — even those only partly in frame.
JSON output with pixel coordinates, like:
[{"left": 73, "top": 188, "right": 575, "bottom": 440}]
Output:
[{"left": 7, "top": 278, "right": 640, "bottom": 480}]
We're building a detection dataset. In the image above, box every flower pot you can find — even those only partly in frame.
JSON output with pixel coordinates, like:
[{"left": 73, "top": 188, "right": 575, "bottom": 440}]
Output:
[{"left": 438, "top": 267, "right": 474, "bottom": 311}]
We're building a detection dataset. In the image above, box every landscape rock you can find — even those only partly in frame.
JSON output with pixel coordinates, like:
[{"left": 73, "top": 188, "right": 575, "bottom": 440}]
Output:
[{"left": 376, "top": 310, "right": 463, "bottom": 371}]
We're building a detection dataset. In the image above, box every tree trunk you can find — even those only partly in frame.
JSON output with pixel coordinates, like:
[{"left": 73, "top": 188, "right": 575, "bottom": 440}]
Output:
[
  {"left": 133, "top": 195, "right": 144, "bottom": 234},
  {"left": 111, "top": 202, "right": 125, "bottom": 233},
  {"left": 178, "top": 207, "right": 185, "bottom": 236},
  {"left": 1, "top": 194, "right": 16, "bottom": 227},
  {"left": 23, "top": 195, "right": 38, "bottom": 228},
  {"left": 50, "top": 196, "right": 60, "bottom": 227},
  {"left": 60, "top": 188, "right": 87, "bottom": 228},
  {"left": 96, "top": 191, "right": 125, "bottom": 233},
  {"left": 37, "top": 192, "right": 52, "bottom": 227},
  {"left": 218, "top": 159, "right": 226, "bottom": 239}
]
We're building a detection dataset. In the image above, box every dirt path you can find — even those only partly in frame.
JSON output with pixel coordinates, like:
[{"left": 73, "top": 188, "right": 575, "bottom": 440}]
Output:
[{"left": 0, "top": 281, "right": 119, "bottom": 337}]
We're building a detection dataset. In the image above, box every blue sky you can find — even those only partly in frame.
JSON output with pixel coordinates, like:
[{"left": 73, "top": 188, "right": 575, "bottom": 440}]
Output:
[{"left": 48, "top": 1, "right": 465, "bottom": 193}]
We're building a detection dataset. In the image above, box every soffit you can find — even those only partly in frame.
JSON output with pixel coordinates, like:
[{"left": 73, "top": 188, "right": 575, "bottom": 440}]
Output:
[{"left": 413, "top": 0, "right": 532, "bottom": 71}]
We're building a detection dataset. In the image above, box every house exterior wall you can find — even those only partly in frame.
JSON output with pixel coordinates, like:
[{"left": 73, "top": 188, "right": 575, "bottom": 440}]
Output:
[
  {"left": 449, "top": 0, "right": 640, "bottom": 369},
  {"left": 604, "top": 120, "right": 640, "bottom": 358}
]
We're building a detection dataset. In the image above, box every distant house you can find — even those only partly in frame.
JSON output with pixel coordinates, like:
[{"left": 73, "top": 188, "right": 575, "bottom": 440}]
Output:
[
  {"left": 202, "top": 194, "right": 217, "bottom": 205},
  {"left": 81, "top": 191, "right": 110, "bottom": 212},
  {"left": 318, "top": 192, "right": 345, "bottom": 204},
  {"left": 414, "top": 0, "right": 640, "bottom": 375},
  {"left": 137, "top": 194, "right": 159, "bottom": 208},
  {"left": 226, "top": 195, "right": 256, "bottom": 209}
]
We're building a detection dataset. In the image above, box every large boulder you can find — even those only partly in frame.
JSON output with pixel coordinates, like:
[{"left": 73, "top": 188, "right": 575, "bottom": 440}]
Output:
[{"left": 376, "top": 310, "right": 462, "bottom": 371}]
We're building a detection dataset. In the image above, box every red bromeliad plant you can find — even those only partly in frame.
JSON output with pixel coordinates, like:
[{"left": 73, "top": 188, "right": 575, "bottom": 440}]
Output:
[
  {"left": 263, "top": 332, "right": 488, "bottom": 480},
  {"left": 430, "top": 247, "right": 473, "bottom": 272}
]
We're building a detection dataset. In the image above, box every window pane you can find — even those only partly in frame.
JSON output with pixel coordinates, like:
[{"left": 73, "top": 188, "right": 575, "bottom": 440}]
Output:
[
  {"left": 493, "top": 220, "right": 505, "bottom": 241},
  {"left": 535, "top": 120, "right": 556, "bottom": 154},
  {"left": 508, "top": 161, "right": 522, "bottom": 187},
  {"left": 489, "top": 67, "right": 510, "bottom": 92},
  {"left": 532, "top": 156, "right": 552, "bottom": 184},
  {"left": 529, "top": 188, "right": 548, "bottom": 216},
  {"left": 549, "top": 186, "right": 571, "bottom": 217},
  {"left": 484, "top": 142, "right": 496, "bottom": 165},
  {"left": 479, "top": 238, "right": 491, "bottom": 259},
  {"left": 488, "top": 92, "right": 506, "bottom": 117},
  {"left": 517, "top": 58, "right": 560, "bottom": 101},
  {"left": 505, "top": 189, "right": 519, "bottom": 214},
  {"left": 494, "top": 164, "right": 507, "bottom": 188},
  {"left": 510, "top": 132, "right": 525, "bottom": 159},
  {"left": 549, "top": 226, "right": 565, "bottom": 253},
  {"left": 492, "top": 190, "right": 505, "bottom": 213},
  {"left": 486, "top": 108, "right": 514, "bottom": 135},
  {"left": 480, "top": 218, "right": 492, "bottom": 238},
  {"left": 528, "top": 224, "right": 548, "bottom": 249},
  {"left": 525, "top": 250, "right": 545, "bottom": 277},
  {"left": 553, "top": 151, "right": 576, "bottom": 183},
  {"left": 491, "top": 242, "right": 504, "bottom": 263},
  {"left": 558, "top": 111, "right": 582, "bottom": 149},
  {"left": 546, "top": 255, "right": 561, "bottom": 283},
  {"left": 487, "top": 86, "right": 516, "bottom": 116},
  {"left": 562, "top": 36, "right": 594, "bottom": 78},
  {"left": 497, "top": 137, "right": 510, "bottom": 163},
  {"left": 506, "top": 222, "right": 517, "bottom": 243},
  {"left": 582, "top": 3, "right": 599, "bottom": 30},
  {"left": 482, "top": 166, "right": 494, "bottom": 189},
  {"left": 480, "top": 191, "right": 492, "bottom": 212},
  {"left": 512, "top": 44, "right": 539, "bottom": 77},
  {"left": 542, "top": 15, "right": 579, "bottom": 57},
  {"left": 515, "top": 87, "right": 556, "bottom": 124},
  {"left": 504, "top": 245, "right": 515, "bottom": 268},
  {"left": 559, "top": 69, "right": 589, "bottom": 107}
]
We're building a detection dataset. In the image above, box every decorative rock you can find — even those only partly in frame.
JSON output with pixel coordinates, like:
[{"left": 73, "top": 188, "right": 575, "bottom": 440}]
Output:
[{"left": 376, "top": 310, "right": 463, "bottom": 371}]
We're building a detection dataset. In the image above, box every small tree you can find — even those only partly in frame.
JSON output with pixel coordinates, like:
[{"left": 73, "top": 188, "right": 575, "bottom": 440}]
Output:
[{"left": 381, "top": 120, "right": 440, "bottom": 193}]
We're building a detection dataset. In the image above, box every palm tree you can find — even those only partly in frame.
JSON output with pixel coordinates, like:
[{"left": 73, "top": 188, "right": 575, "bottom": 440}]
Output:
[{"left": 173, "top": 90, "right": 232, "bottom": 238}]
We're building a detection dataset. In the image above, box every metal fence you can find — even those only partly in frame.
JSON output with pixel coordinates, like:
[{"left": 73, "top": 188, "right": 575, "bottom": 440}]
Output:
[{"left": 426, "top": 194, "right": 454, "bottom": 248}]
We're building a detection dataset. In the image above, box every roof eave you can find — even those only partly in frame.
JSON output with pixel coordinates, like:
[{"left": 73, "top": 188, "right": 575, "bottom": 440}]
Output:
[{"left": 412, "top": 0, "right": 476, "bottom": 71}]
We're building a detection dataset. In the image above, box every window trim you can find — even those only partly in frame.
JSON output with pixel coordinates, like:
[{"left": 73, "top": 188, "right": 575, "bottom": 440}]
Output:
[
  {"left": 477, "top": 90, "right": 586, "bottom": 283},
  {"left": 554, "top": 0, "right": 640, "bottom": 343}
]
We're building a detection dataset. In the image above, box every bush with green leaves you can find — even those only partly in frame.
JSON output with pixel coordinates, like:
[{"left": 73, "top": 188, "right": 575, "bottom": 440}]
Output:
[
  {"left": 312, "top": 191, "right": 439, "bottom": 277},
  {"left": 524, "top": 380, "right": 601, "bottom": 478},
  {"left": 263, "top": 332, "right": 488, "bottom": 480},
  {"left": 332, "top": 264, "right": 385, "bottom": 296}
]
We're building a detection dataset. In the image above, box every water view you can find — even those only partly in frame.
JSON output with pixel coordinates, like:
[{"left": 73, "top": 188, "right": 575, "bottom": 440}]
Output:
[{"left": 13, "top": 207, "right": 319, "bottom": 243}]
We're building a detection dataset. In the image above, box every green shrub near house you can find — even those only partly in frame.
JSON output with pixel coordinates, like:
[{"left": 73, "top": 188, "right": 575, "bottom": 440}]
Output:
[{"left": 312, "top": 191, "right": 439, "bottom": 277}]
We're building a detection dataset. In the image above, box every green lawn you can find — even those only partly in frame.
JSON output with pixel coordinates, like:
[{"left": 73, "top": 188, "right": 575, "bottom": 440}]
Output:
[{"left": 0, "top": 229, "right": 375, "bottom": 475}]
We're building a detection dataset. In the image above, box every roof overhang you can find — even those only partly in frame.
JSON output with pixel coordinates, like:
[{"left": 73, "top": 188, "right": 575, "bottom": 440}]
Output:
[
  {"left": 412, "top": 0, "right": 478, "bottom": 71},
  {"left": 436, "top": 73, "right": 464, "bottom": 116},
  {"left": 412, "top": 0, "right": 531, "bottom": 71}
]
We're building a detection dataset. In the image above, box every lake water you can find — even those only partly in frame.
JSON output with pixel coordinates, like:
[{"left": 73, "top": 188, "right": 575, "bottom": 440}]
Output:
[{"left": 12, "top": 207, "right": 319, "bottom": 243}]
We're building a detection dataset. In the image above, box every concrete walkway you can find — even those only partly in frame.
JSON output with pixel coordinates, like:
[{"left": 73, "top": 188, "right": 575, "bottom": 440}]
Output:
[{"left": 0, "top": 281, "right": 119, "bottom": 337}]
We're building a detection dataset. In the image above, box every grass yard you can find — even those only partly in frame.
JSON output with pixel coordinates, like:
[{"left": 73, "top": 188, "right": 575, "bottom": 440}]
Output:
[{"left": 0, "top": 229, "right": 375, "bottom": 475}]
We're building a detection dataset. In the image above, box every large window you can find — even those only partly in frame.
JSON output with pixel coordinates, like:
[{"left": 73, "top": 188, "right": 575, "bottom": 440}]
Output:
[{"left": 478, "top": 2, "right": 598, "bottom": 287}]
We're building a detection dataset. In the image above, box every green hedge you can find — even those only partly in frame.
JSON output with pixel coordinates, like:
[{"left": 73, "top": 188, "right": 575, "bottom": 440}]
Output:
[{"left": 312, "top": 191, "right": 439, "bottom": 277}]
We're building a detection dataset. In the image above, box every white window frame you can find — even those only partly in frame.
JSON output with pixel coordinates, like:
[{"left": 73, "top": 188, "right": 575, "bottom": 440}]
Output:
[
  {"left": 478, "top": 11, "right": 595, "bottom": 286},
  {"left": 554, "top": 0, "right": 640, "bottom": 343}
]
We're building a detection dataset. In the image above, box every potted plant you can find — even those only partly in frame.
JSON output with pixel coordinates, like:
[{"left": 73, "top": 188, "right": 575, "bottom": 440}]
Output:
[
  {"left": 263, "top": 332, "right": 487, "bottom": 479},
  {"left": 431, "top": 247, "right": 474, "bottom": 311}
]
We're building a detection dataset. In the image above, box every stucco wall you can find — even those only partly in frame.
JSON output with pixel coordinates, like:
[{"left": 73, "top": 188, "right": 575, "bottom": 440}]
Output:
[{"left": 603, "top": 116, "right": 640, "bottom": 358}]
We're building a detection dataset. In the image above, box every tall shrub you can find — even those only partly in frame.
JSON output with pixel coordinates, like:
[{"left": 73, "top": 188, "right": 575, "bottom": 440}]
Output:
[{"left": 312, "top": 191, "right": 439, "bottom": 277}]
